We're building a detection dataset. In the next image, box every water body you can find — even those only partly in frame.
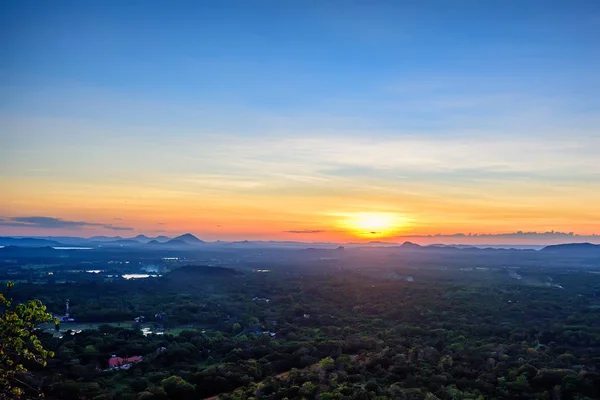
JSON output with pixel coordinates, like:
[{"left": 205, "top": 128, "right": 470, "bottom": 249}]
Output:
[{"left": 122, "top": 274, "right": 161, "bottom": 280}]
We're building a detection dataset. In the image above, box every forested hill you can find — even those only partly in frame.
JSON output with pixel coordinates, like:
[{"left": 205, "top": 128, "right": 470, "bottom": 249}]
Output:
[{"left": 540, "top": 242, "right": 600, "bottom": 255}]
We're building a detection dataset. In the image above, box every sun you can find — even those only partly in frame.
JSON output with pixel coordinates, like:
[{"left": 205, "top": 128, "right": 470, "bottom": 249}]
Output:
[{"left": 338, "top": 212, "right": 409, "bottom": 238}]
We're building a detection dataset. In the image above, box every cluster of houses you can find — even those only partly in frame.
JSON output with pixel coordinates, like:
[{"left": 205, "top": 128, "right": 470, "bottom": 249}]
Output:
[
  {"left": 108, "top": 355, "right": 143, "bottom": 370},
  {"left": 106, "top": 346, "right": 168, "bottom": 371}
]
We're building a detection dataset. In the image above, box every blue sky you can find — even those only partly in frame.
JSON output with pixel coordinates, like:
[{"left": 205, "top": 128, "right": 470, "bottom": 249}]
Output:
[{"left": 1, "top": 1, "right": 599, "bottom": 240}]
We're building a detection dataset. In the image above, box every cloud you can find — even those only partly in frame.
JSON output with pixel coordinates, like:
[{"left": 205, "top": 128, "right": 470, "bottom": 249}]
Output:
[
  {"left": 105, "top": 225, "right": 134, "bottom": 231},
  {"left": 0, "top": 216, "right": 133, "bottom": 231},
  {"left": 285, "top": 230, "right": 326, "bottom": 234}
]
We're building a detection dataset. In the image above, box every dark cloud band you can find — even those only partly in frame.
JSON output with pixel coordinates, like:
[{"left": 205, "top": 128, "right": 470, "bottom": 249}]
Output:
[{"left": 0, "top": 216, "right": 133, "bottom": 231}]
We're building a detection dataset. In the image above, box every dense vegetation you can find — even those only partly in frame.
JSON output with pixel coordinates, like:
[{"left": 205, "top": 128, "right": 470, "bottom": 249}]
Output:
[
  {"left": 0, "top": 282, "right": 54, "bottom": 399},
  {"left": 2, "top": 245, "right": 600, "bottom": 399}
]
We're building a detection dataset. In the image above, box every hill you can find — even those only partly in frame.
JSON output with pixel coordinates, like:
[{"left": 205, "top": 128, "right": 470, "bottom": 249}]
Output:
[
  {"left": 0, "top": 245, "right": 59, "bottom": 256},
  {"left": 540, "top": 242, "right": 600, "bottom": 255},
  {"left": 400, "top": 241, "right": 422, "bottom": 250},
  {"left": 163, "top": 238, "right": 190, "bottom": 247},
  {"left": 113, "top": 239, "right": 142, "bottom": 245},
  {"left": 0, "top": 237, "right": 63, "bottom": 247},
  {"left": 132, "top": 234, "right": 152, "bottom": 243},
  {"left": 173, "top": 233, "right": 204, "bottom": 244},
  {"left": 89, "top": 236, "right": 123, "bottom": 242}
]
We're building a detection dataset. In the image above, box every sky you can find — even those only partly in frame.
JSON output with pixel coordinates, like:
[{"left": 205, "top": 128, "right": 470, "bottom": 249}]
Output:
[{"left": 1, "top": 1, "right": 599, "bottom": 243}]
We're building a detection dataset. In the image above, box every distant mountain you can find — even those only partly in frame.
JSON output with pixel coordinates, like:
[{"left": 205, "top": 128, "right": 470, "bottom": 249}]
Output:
[
  {"left": 0, "top": 245, "right": 59, "bottom": 256},
  {"left": 90, "top": 239, "right": 140, "bottom": 246},
  {"left": 154, "top": 235, "right": 171, "bottom": 243},
  {"left": 132, "top": 234, "right": 152, "bottom": 243},
  {"left": 163, "top": 239, "right": 191, "bottom": 247},
  {"left": 399, "top": 241, "right": 422, "bottom": 250},
  {"left": 33, "top": 236, "right": 92, "bottom": 245},
  {"left": 173, "top": 233, "right": 204, "bottom": 244},
  {"left": 89, "top": 236, "right": 123, "bottom": 242},
  {"left": 113, "top": 239, "right": 142, "bottom": 245},
  {"left": 540, "top": 242, "right": 600, "bottom": 255},
  {"left": 145, "top": 238, "right": 194, "bottom": 247},
  {"left": 0, "top": 237, "right": 63, "bottom": 247}
]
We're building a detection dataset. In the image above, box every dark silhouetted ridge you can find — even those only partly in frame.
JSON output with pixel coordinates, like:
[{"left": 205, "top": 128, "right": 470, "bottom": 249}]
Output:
[
  {"left": 400, "top": 241, "right": 422, "bottom": 250},
  {"left": 163, "top": 238, "right": 190, "bottom": 246},
  {"left": 0, "top": 237, "right": 63, "bottom": 247},
  {"left": 133, "top": 234, "right": 151, "bottom": 242},
  {"left": 112, "top": 239, "right": 141, "bottom": 245},
  {"left": 173, "top": 233, "right": 204, "bottom": 244},
  {"left": 540, "top": 242, "right": 600, "bottom": 255},
  {"left": 0, "top": 246, "right": 58, "bottom": 255}
]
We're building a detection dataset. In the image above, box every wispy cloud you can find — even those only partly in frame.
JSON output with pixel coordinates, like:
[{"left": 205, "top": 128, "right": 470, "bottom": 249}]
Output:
[{"left": 0, "top": 216, "right": 133, "bottom": 231}]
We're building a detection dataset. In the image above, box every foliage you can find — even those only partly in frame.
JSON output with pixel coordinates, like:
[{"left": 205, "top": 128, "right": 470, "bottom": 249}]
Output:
[
  {"left": 2, "top": 251, "right": 600, "bottom": 399},
  {"left": 0, "top": 282, "right": 54, "bottom": 399}
]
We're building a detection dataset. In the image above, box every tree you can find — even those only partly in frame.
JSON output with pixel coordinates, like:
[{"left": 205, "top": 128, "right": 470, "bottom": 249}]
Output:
[
  {"left": 160, "top": 375, "right": 196, "bottom": 400},
  {"left": 0, "top": 282, "right": 54, "bottom": 399},
  {"left": 318, "top": 356, "right": 335, "bottom": 372}
]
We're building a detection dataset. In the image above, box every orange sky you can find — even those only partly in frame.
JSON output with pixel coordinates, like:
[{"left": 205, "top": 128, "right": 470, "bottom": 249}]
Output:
[{"left": 2, "top": 168, "right": 599, "bottom": 243}]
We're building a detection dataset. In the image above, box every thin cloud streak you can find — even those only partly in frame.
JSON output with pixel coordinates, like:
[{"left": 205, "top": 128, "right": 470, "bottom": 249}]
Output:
[{"left": 0, "top": 216, "right": 133, "bottom": 231}]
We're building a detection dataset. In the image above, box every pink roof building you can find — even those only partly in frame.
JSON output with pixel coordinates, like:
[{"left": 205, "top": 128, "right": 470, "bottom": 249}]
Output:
[{"left": 108, "top": 355, "right": 143, "bottom": 369}]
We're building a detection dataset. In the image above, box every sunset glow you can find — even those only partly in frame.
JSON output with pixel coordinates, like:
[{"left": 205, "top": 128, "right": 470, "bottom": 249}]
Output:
[
  {"left": 337, "top": 212, "right": 410, "bottom": 238},
  {"left": 1, "top": 2, "right": 599, "bottom": 245}
]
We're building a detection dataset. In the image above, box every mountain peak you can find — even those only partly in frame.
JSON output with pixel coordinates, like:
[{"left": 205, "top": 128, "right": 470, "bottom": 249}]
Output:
[
  {"left": 173, "top": 233, "right": 204, "bottom": 244},
  {"left": 400, "top": 241, "right": 422, "bottom": 249},
  {"left": 133, "top": 234, "right": 152, "bottom": 243}
]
